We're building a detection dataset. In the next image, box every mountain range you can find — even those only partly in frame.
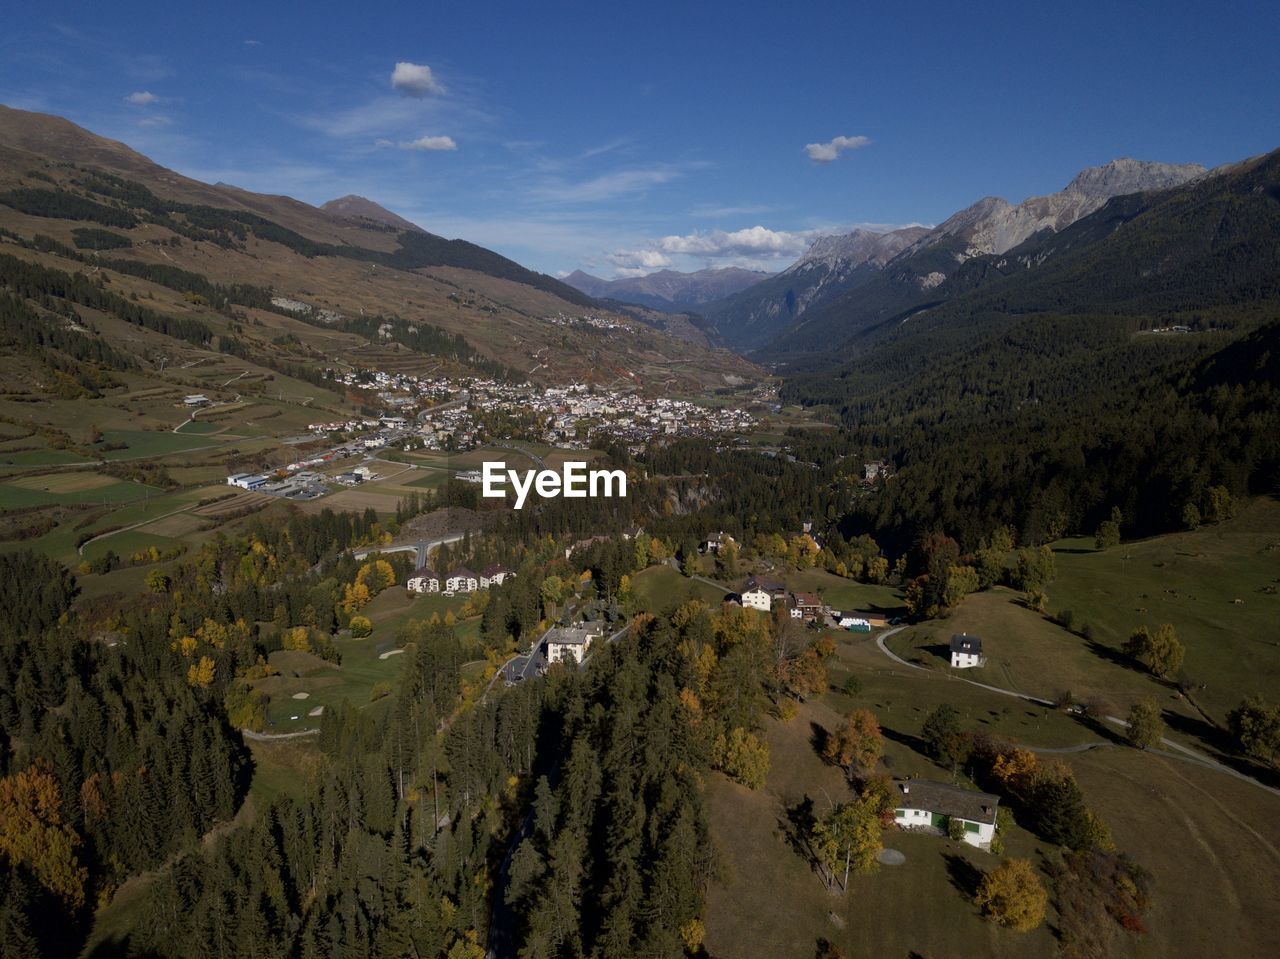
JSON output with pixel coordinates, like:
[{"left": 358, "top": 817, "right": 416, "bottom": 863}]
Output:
[
  {"left": 562, "top": 266, "right": 771, "bottom": 313},
  {"left": 687, "top": 158, "right": 1208, "bottom": 352}
]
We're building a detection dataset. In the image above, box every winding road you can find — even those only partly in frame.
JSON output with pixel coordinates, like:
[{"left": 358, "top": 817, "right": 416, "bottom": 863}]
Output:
[{"left": 871, "top": 626, "right": 1280, "bottom": 797}]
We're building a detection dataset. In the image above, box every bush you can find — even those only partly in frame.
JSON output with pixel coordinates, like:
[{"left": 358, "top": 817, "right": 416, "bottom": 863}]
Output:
[{"left": 349, "top": 615, "right": 373, "bottom": 638}]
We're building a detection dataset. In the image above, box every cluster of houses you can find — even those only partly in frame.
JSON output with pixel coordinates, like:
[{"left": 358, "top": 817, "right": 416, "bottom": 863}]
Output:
[
  {"left": 407, "top": 563, "right": 514, "bottom": 596},
  {"left": 727, "top": 576, "right": 876, "bottom": 632}
]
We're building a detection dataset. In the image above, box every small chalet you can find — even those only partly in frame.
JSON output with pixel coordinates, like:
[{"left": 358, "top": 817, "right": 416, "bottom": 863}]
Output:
[
  {"left": 407, "top": 567, "right": 440, "bottom": 594},
  {"left": 481, "top": 564, "right": 513, "bottom": 588},
  {"left": 792, "top": 592, "right": 824, "bottom": 621},
  {"left": 445, "top": 567, "right": 479, "bottom": 594},
  {"left": 893, "top": 779, "right": 999, "bottom": 848},
  {"left": 950, "top": 633, "right": 984, "bottom": 669}
]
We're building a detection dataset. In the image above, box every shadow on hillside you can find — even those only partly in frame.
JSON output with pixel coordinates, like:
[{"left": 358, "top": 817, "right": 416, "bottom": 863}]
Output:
[
  {"left": 1083, "top": 638, "right": 1140, "bottom": 671},
  {"left": 809, "top": 721, "right": 831, "bottom": 760},
  {"left": 1161, "top": 710, "right": 1280, "bottom": 789},
  {"left": 920, "top": 643, "right": 951, "bottom": 664},
  {"left": 881, "top": 724, "right": 930, "bottom": 758},
  {"left": 942, "top": 852, "right": 983, "bottom": 899}
]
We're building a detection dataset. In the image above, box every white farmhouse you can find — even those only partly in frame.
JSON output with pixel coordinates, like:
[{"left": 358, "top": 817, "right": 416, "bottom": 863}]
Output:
[
  {"left": 407, "top": 567, "right": 440, "bottom": 593},
  {"left": 893, "top": 779, "right": 999, "bottom": 848},
  {"left": 481, "top": 564, "right": 513, "bottom": 588},
  {"left": 741, "top": 586, "right": 771, "bottom": 612},
  {"left": 950, "top": 633, "right": 985, "bottom": 669}
]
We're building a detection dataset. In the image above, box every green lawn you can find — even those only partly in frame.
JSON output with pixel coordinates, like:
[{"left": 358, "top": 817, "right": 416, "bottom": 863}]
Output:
[
  {"left": 783, "top": 567, "right": 906, "bottom": 615},
  {"left": 97, "top": 429, "right": 221, "bottom": 460},
  {"left": 631, "top": 564, "right": 729, "bottom": 614},
  {"left": 1047, "top": 496, "right": 1280, "bottom": 723}
]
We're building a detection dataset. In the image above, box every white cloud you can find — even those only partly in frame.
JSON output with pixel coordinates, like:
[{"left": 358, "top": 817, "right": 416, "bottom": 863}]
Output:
[
  {"left": 656, "top": 225, "right": 816, "bottom": 258},
  {"left": 125, "top": 90, "right": 158, "bottom": 105},
  {"left": 375, "top": 135, "right": 458, "bottom": 152},
  {"left": 400, "top": 134, "right": 457, "bottom": 151},
  {"left": 804, "top": 134, "right": 871, "bottom": 163},
  {"left": 607, "top": 248, "right": 674, "bottom": 273},
  {"left": 391, "top": 61, "right": 445, "bottom": 97}
]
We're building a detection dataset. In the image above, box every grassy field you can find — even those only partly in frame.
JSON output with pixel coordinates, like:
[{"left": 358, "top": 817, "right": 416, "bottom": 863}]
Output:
[
  {"left": 703, "top": 688, "right": 1057, "bottom": 959},
  {"left": 631, "top": 564, "right": 730, "bottom": 614},
  {"left": 97, "top": 429, "right": 222, "bottom": 460},
  {"left": 888, "top": 588, "right": 1202, "bottom": 730},
  {"left": 703, "top": 611, "right": 1280, "bottom": 959},
  {"left": 1048, "top": 497, "right": 1280, "bottom": 723},
  {"left": 0, "top": 472, "right": 160, "bottom": 508},
  {"left": 783, "top": 567, "right": 906, "bottom": 615}
]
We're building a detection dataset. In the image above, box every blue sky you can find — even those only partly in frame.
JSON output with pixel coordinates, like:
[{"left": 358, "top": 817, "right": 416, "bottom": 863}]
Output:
[{"left": 2, "top": 1, "right": 1277, "bottom": 277}]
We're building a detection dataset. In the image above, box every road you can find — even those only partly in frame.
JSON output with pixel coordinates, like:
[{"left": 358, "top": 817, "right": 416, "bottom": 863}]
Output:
[
  {"left": 351, "top": 531, "right": 468, "bottom": 568},
  {"left": 871, "top": 625, "right": 1280, "bottom": 797}
]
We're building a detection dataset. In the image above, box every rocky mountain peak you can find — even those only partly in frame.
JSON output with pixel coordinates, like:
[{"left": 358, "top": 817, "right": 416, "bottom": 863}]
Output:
[{"left": 1064, "top": 158, "right": 1207, "bottom": 199}]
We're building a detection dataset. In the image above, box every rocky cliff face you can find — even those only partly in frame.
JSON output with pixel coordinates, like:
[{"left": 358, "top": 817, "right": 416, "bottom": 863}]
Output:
[{"left": 903, "top": 159, "right": 1207, "bottom": 259}]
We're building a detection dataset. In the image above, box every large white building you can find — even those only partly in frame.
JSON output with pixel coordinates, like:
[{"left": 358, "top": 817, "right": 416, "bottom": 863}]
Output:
[
  {"left": 545, "top": 624, "right": 604, "bottom": 665},
  {"left": 893, "top": 780, "right": 999, "bottom": 848},
  {"left": 407, "top": 567, "right": 440, "bottom": 593},
  {"left": 741, "top": 587, "right": 771, "bottom": 612},
  {"left": 445, "top": 567, "right": 479, "bottom": 594}
]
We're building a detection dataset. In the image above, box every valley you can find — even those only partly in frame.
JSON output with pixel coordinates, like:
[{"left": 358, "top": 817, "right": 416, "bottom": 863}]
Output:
[{"left": 0, "top": 32, "right": 1278, "bottom": 959}]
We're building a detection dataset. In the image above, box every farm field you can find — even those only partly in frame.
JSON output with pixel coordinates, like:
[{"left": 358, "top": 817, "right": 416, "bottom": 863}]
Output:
[{"left": 0, "top": 471, "right": 161, "bottom": 508}]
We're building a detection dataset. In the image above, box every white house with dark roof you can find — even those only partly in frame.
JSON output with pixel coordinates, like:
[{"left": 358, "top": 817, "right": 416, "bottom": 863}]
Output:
[
  {"left": 480, "top": 564, "right": 513, "bottom": 588},
  {"left": 950, "top": 633, "right": 984, "bottom": 669},
  {"left": 893, "top": 779, "right": 999, "bottom": 848},
  {"left": 741, "top": 585, "right": 771, "bottom": 612},
  {"left": 445, "top": 567, "right": 479, "bottom": 594}
]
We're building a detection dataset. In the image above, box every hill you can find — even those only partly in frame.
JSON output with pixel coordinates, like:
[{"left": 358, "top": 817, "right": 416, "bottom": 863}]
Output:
[
  {"left": 0, "top": 104, "right": 758, "bottom": 392},
  {"left": 780, "top": 147, "right": 1280, "bottom": 550},
  {"left": 700, "top": 226, "right": 929, "bottom": 350}
]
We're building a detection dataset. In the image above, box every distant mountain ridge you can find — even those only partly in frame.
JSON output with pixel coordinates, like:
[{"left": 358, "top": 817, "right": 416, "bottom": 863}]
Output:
[
  {"left": 563, "top": 267, "right": 770, "bottom": 313},
  {"left": 745, "top": 157, "right": 1208, "bottom": 355}
]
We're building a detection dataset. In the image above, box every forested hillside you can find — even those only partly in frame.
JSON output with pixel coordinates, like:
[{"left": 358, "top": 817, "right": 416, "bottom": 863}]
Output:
[{"left": 781, "top": 148, "right": 1280, "bottom": 551}]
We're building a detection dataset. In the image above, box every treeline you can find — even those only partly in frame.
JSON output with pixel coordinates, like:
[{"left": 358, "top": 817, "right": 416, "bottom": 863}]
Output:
[
  {"left": 0, "top": 289, "right": 137, "bottom": 380},
  {"left": 0, "top": 250, "right": 216, "bottom": 348}
]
